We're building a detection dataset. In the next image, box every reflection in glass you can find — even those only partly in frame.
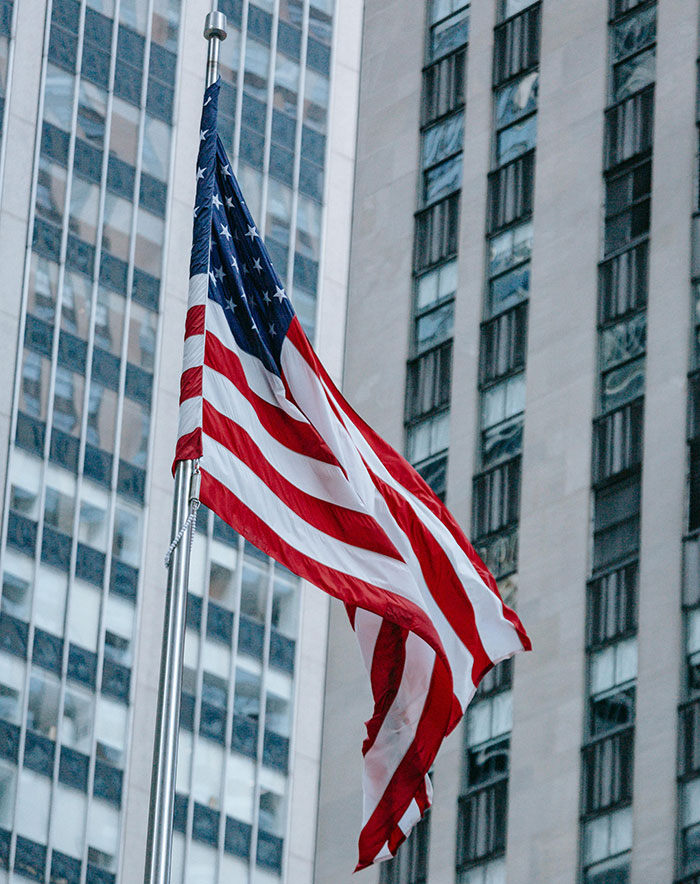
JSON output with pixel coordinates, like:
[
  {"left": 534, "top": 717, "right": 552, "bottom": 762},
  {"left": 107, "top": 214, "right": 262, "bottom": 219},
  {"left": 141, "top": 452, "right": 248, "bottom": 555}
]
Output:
[
  {"left": 43, "top": 64, "right": 75, "bottom": 132},
  {"left": 429, "top": 6, "right": 469, "bottom": 61},
  {"left": 489, "top": 263, "right": 529, "bottom": 317},
  {"left": 62, "top": 271, "right": 92, "bottom": 337},
  {"left": 496, "top": 115, "right": 537, "bottom": 166},
  {"left": 489, "top": 222, "right": 533, "bottom": 276},
  {"left": 128, "top": 301, "right": 157, "bottom": 370},
  {"left": 77, "top": 79, "right": 107, "bottom": 146},
  {"left": 69, "top": 175, "right": 101, "bottom": 246},
  {"left": 495, "top": 71, "right": 538, "bottom": 129},
  {"left": 613, "top": 48, "right": 655, "bottom": 102},
  {"left": 415, "top": 302, "right": 454, "bottom": 353},
  {"left": 28, "top": 255, "right": 58, "bottom": 322},
  {"left": 120, "top": 397, "right": 150, "bottom": 467},
  {"left": 102, "top": 192, "right": 133, "bottom": 262},
  {"left": 52, "top": 367, "right": 83, "bottom": 434},
  {"left": 422, "top": 113, "right": 464, "bottom": 170},
  {"left": 36, "top": 156, "right": 67, "bottom": 224},
  {"left": 601, "top": 357, "right": 645, "bottom": 413},
  {"left": 20, "top": 351, "right": 50, "bottom": 420},
  {"left": 424, "top": 153, "right": 462, "bottom": 205},
  {"left": 86, "top": 382, "right": 118, "bottom": 451}
]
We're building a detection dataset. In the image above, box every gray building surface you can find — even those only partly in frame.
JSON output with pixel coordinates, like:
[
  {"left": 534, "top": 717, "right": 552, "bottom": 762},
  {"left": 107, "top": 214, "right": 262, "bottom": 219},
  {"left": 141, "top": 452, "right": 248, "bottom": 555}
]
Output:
[
  {"left": 316, "top": 1, "right": 700, "bottom": 883},
  {"left": 0, "top": 0, "right": 360, "bottom": 883}
]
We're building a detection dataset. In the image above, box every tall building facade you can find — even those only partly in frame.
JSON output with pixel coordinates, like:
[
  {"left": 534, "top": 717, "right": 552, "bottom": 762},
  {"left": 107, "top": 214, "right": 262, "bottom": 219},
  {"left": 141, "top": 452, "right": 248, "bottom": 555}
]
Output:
[
  {"left": 316, "top": 1, "right": 697, "bottom": 882},
  {"left": 0, "top": 2, "right": 361, "bottom": 884}
]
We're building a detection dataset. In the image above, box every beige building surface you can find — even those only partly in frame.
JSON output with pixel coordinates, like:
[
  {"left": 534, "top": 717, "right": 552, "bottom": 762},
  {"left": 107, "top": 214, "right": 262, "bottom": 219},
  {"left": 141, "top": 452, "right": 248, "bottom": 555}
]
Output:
[{"left": 315, "top": 1, "right": 699, "bottom": 883}]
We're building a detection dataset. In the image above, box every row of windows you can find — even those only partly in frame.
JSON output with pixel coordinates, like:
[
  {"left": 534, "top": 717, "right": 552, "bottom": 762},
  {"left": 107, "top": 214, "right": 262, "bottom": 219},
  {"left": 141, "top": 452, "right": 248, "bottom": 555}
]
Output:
[
  {"left": 0, "top": 829, "right": 115, "bottom": 884},
  {"left": 579, "top": 5, "right": 656, "bottom": 882}
]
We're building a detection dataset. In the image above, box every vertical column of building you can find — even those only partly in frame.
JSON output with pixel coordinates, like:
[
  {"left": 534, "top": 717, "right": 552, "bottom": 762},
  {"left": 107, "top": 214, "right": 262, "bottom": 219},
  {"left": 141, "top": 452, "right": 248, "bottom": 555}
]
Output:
[
  {"left": 166, "top": 2, "right": 336, "bottom": 883},
  {"left": 578, "top": 1, "right": 656, "bottom": 881},
  {"left": 403, "top": 0, "right": 469, "bottom": 501},
  {"left": 676, "top": 8, "right": 700, "bottom": 881},
  {"left": 455, "top": 3, "right": 541, "bottom": 883},
  {"left": 0, "top": 0, "right": 183, "bottom": 882}
]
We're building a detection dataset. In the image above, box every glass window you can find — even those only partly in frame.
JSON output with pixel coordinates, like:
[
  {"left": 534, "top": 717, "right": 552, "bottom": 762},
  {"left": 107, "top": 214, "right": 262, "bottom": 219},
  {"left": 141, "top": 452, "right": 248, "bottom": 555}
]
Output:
[
  {"left": 44, "top": 485, "right": 75, "bottom": 535},
  {"left": 424, "top": 153, "right": 462, "bottom": 205},
  {"left": 87, "top": 800, "right": 120, "bottom": 872},
  {"left": 112, "top": 505, "right": 142, "bottom": 566},
  {"left": 500, "top": 0, "right": 537, "bottom": 19},
  {"left": 296, "top": 194, "right": 322, "bottom": 262},
  {"left": 66, "top": 581, "right": 101, "bottom": 651},
  {"left": 86, "top": 382, "right": 118, "bottom": 454},
  {"left": 611, "top": 5, "right": 656, "bottom": 63},
  {"left": 209, "top": 561, "right": 236, "bottom": 611},
  {"left": 258, "top": 788, "right": 286, "bottom": 836},
  {"left": 0, "top": 764, "right": 17, "bottom": 829},
  {"left": 237, "top": 163, "right": 262, "bottom": 223},
  {"left": 62, "top": 687, "right": 93, "bottom": 753},
  {"left": 600, "top": 312, "right": 646, "bottom": 372},
  {"left": 69, "top": 176, "right": 100, "bottom": 246},
  {"left": 590, "top": 638, "right": 637, "bottom": 695},
  {"left": 422, "top": 113, "right": 464, "bottom": 170},
  {"left": 52, "top": 366, "right": 84, "bottom": 435},
  {"left": 61, "top": 271, "right": 92, "bottom": 338},
  {"left": 271, "top": 571, "right": 298, "bottom": 638},
  {"left": 416, "top": 259, "right": 458, "bottom": 311},
  {"left": 429, "top": 6, "right": 470, "bottom": 62},
  {"left": 134, "top": 208, "right": 164, "bottom": 277},
  {"left": 95, "top": 696, "right": 127, "bottom": 766},
  {"left": 406, "top": 411, "right": 450, "bottom": 464},
  {"left": 481, "top": 373, "right": 526, "bottom": 430},
  {"left": 613, "top": 47, "right": 655, "bottom": 102},
  {"left": 583, "top": 808, "right": 632, "bottom": 874},
  {"left": 192, "top": 739, "right": 225, "bottom": 810},
  {"left": 234, "top": 666, "right": 261, "bottom": 722},
  {"left": 52, "top": 784, "right": 88, "bottom": 859},
  {"left": 28, "top": 254, "right": 58, "bottom": 323},
  {"left": 44, "top": 64, "right": 75, "bottom": 132},
  {"left": 16, "top": 770, "right": 50, "bottom": 844},
  {"left": 0, "top": 653, "right": 25, "bottom": 723},
  {"left": 459, "top": 857, "right": 506, "bottom": 884},
  {"left": 303, "top": 68, "right": 329, "bottom": 134},
  {"left": 94, "top": 286, "right": 125, "bottom": 356},
  {"left": 119, "top": 0, "right": 148, "bottom": 32},
  {"left": 244, "top": 39, "right": 269, "bottom": 100},
  {"left": 496, "top": 115, "right": 537, "bottom": 166},
  {"left": 78, "top": 488, "right": 109, "bottom": 551},
  {"left": 2, "top": 566, "right": 33, "bottom": 622},
  {"left": 600, "top": 356, "right": 645, "bottom": 413},
  {"left": 102, "top": 192, "right": 133, "bottom": 262},
  {"left": 495, "top": 71, "right": 538, "bottom": 129},
  {"left": 77, "top": 79, "right": 107, "bottom": 146},
  {"left": 119, "top": 397, "right": 149, "bottom": 468},
  {"left": 36, "top": 156, "right": 67, "bottom": 224},
  {"left": 488, "top": 263, "right": 529, "bottom": 317},
  {"left": 241, "top": 558, "right": 268, "bottom": 622},
  {"left": 33, "top": 568, "right": 68, "bottom": 635},
  {"left": 274, "top": 54, "right": 299, "bottom": 114},
  {"left": 20, "top": 350, "right": 50, "bottom": 421},
  {"left": 489, "top": 221, "right": 533, "bottom": 277},
  {"left": 142, "top": 114, "right": 171, "bottom": 181},
  {"left": 225, "top": 753, "right": 255, "bottom": 823},
  {"left": 27, "top": 671, "right": 60, "bottom": 737}
]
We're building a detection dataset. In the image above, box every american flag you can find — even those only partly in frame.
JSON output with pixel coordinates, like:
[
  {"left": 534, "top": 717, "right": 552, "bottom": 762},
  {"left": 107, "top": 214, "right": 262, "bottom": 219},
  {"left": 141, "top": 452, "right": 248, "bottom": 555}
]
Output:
[{"left": 175, "top": 80, "right": 531, "bottom": 871}]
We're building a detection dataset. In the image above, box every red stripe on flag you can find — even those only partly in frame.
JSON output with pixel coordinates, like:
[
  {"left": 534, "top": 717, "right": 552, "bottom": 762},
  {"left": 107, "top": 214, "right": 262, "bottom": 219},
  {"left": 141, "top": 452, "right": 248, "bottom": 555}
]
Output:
[
  {"left": 185, "top": 304, "right": 206, "bottom": 338},
  {"left": 200, "top": 469, "right": 450, "bottom": 665},
  {"left": 202, "top": 401, "right": 405, "bottom": 562},
  {"left": 174, "top": 427, "right": 202, "bottom": 468},
  {"left": 362, "top": 620, "right": 408, "bottom": 756},
  {"left": 179, "top": 365, "right": 202, "bottom": 405},
  {"left": 355, "top": 656, "right": 453, "bottom": 870},
  {"left": 285, "top": 317, "right": 531, "bottom": 654},
  {"left": 204, "top": 331, "right": 342, "bottom": 468},
  {"left": 369, "top": 470, "right": 493, "bottom": 690}
]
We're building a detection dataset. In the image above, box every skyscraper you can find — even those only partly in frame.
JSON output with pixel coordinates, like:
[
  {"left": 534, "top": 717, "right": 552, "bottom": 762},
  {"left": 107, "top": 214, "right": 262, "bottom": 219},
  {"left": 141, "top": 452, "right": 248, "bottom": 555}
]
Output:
[
  {"left": 316, "top": 0, "right": 698, "bottom": 882},
  {"left": 0, "top": 1, "right": 361, "bottom": 883}
]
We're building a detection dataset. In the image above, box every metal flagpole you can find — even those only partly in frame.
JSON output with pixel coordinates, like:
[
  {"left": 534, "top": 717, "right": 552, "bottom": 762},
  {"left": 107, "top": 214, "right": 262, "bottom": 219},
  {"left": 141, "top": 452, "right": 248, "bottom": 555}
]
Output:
[{"left": 143, "top": 13, "right": 226, "bottom": 884}]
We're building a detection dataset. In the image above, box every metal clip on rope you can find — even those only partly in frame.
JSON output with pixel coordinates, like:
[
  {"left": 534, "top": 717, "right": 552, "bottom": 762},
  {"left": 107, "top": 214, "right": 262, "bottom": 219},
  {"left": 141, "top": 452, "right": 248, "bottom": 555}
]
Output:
[{"left": 164, "top": 462, "right": 201, "bottom": 569}]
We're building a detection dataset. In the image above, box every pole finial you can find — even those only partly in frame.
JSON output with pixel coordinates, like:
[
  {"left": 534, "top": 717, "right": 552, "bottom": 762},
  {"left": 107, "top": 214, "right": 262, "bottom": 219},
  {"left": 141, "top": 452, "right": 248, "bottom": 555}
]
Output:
[{"left": 204, "top": 10, "right": 227, "bottom": 41}]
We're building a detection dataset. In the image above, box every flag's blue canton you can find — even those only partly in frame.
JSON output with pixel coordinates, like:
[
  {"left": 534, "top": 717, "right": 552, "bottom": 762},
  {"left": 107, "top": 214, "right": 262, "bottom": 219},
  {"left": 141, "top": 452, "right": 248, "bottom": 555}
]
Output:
[{"left": 191, "top": 80, "right": 294, "bottom": 376}]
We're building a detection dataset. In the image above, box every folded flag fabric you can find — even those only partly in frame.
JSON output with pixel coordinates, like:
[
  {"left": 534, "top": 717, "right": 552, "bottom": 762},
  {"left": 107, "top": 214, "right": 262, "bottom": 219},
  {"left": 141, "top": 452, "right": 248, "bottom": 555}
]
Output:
[{"left": 175, "top": 79, "right": 531, "bottom": 871}]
